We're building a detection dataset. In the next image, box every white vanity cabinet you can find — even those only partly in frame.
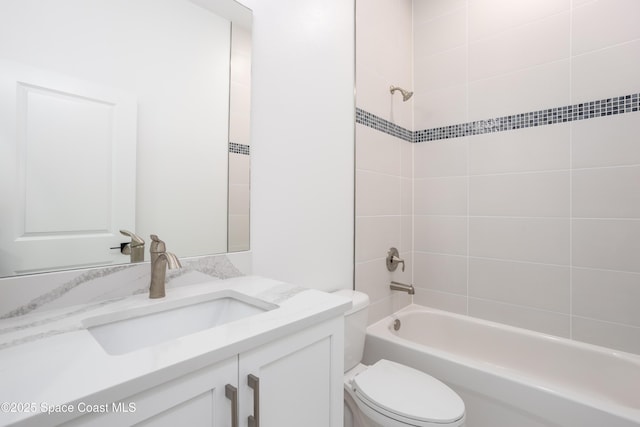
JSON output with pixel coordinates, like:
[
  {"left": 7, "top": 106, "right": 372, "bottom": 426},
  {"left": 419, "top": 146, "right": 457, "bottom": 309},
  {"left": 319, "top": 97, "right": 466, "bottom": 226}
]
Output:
[
  {"left": 63, "top": 317, "right": 343, "bottom": 427},
  {"left": 238, "top": 317, "right": 343, "bottom": 427},
  {"left": 64, "top": 357, "right": 238, "bottom": 427}
]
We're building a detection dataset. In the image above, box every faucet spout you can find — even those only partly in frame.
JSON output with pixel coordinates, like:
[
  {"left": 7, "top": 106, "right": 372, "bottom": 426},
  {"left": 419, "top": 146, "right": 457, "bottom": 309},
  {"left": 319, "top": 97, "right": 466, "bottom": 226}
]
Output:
[
  {"left": 149, "top": 235, "right": 182, "bottom": 299},
  {"left": 390, "top": 281, "right": 415, "bottom": 295}
]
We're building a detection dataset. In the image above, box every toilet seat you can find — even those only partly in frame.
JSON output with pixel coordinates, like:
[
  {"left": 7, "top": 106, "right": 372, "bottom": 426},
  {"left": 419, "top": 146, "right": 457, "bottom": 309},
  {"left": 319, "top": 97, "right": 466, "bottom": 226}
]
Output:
[{"left": 351, "top": 360, "right": 465, "bottom": 426}]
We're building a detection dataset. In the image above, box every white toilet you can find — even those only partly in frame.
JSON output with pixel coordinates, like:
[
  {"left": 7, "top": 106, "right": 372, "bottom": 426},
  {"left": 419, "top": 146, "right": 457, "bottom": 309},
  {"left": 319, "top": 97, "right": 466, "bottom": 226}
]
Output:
[{"left": 335, "top": 290, "right": 465, "bottom": 427}]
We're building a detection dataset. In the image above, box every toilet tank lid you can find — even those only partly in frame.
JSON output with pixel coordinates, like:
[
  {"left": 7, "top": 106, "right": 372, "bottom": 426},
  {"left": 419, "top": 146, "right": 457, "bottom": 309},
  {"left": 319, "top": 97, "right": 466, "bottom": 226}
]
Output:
[{"left": 332, "top": 290, "right": 369, "bottom": 315}]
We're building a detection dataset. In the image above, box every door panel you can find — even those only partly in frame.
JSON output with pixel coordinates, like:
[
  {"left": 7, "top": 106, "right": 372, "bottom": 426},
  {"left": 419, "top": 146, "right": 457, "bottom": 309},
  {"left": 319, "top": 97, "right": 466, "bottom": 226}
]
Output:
[{"left": 0, "top": 61, "right": 136, "bottom": 275}]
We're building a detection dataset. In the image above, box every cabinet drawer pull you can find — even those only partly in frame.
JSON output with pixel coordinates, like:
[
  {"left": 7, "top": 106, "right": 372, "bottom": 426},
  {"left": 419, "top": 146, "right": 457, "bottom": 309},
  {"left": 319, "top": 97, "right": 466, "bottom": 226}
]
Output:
[
  {"left": 225, "top": 384, "right": 238, "bottom": 427},
  {"left": 248, "top": 374, "right": 260, "bottom": 427}
]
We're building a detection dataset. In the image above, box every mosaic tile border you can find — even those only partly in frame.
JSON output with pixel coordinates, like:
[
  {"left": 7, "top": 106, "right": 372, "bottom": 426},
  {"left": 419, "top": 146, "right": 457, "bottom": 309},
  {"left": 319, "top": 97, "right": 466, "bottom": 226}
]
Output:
[
  {"left": 357, "top": 92, "right": 640, "bottom": 143},
  {"left": 355, "top": 108, "right": 413, "bottom": 142},
  {"left": 229, "top": 142, "right": 250, "bottom": 155}
]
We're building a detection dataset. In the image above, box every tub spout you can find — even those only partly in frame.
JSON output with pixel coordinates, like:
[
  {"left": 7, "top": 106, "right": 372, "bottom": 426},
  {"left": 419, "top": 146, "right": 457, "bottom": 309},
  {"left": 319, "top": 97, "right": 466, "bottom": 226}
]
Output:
[{"left": 390, "top": 281, "right": 414, "bottom": 295}]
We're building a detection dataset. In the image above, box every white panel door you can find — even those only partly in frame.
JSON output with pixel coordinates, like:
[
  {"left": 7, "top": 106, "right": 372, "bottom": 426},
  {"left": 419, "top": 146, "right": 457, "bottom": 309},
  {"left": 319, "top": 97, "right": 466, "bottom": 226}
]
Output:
[{"left": 0, "top": 61, "right": 137, "bottom": 276}]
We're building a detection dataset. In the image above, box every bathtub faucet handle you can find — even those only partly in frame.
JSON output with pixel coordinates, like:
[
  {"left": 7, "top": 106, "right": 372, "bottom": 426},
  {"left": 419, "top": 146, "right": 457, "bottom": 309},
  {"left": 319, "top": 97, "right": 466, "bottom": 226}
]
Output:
[{"left": 386, "top": 247, "right": 405, "bottom": 272}]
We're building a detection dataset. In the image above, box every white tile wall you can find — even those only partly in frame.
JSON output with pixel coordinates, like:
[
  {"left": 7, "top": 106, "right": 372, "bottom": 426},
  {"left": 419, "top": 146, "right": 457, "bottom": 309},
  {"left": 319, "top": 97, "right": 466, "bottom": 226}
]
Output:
[
  {"left": 572, "top": 112, "right": 640, "bottom": 168},
  {"left": 571, "top": 0, "right": 640, "bottom": 56},
  {"left": 413, "top": 4, "right": 467, "bottom": 130},
  {"left": 408, "top": 0, "right": 640, "bottom": 354},
  {"left": 469, "top": 124, "right": 570, "bottom": 174},
  {"left": 414, "top": 138, "right": 467, "bottom": 178},
  {"left": 415, "top": 47, "right": 467, "bottom": 93},
  {"left": 414, "top": 0, "right": 465, "bottom": 22},
  {"left": 469, "top": 171, "right": 570, "bottom": 218},
  {"left": 571, "top": 39, "right": 640, "bottom": 104},
  {"left": 356, "top": 170, "right": 402, "bottom": 216},
  {"left": 355, "top": 216, "right": 402, "bottom": 262},
  {"left": 413, "top": 288, "right": 467, "bottom": 315},
  {"left": 414, "top": 252, "right": 467, "bottom": 295},
  {"left": 468, "top": 0, "right": 570, "bottom": 41},
  {"left": 414, "top": 216, "right": 467, "bottom": 256},
  {"left": 414, "top": 176, "right": 468, "bottom": 215},
  {"left": 356, "top": 0, "right": 640, "bottom": 354},
  {"left": 355, "top": 100, "right": 412, "bottom": 320},
  {"left": 356, "top": 124, "right": 403, "bottom": 175},
  {"left": 572, "top": 166, "right": 640, "bottom": 218},
  {"left": 468, "top": 60, "right": 571, "bottom": 121},
  {"left": 414, "top": 9, "right": 466, "bottom": 57},
  {"left": 414, "top": 84, "right": 468, "bottom": 129},
  {"left": 468, "top": 258, "right": 570, "bottom": 313},
  {"left": 468, "top": 12, "right": 570, "bottom": 82},
  {"left": 227, "top": 24, "right": 252, "bottom": 253},
  {"left": 572, "top": 268, "right": 640, "bottom": 327},
  {"left": 356, "top": 0, "right": 413, "bottom": 129},
  {"left": 468, "top": 298, "right": 571, "bottom": 337},
  {"left": 355, "top": 0, "right": 415, "bottom": 323},
  {"left": 572, "top": 220, "right": 640, "bottom": 273},
  {"left": 469, "top": 218, "right": 570, "bottom": 265}
]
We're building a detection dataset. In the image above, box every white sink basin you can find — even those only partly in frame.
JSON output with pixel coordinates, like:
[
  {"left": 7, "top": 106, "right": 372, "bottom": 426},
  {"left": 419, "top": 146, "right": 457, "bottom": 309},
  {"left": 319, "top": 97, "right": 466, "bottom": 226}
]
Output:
[{"left": 83, "top": 291, "right": 276, "bottom": 355}]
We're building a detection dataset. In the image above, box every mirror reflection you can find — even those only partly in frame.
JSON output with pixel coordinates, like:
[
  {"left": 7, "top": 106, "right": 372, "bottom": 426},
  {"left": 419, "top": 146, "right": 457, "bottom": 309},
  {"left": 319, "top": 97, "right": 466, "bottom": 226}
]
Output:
[{"left": 0, "top": 0, "right": 251, "bottom": 278}]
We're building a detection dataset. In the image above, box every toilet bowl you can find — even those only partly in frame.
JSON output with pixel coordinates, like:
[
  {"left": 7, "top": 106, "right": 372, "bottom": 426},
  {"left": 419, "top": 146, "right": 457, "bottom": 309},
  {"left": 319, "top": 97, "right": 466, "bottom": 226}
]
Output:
[{"left": 334, "top": 290, "right": 465, "bottom": 427}]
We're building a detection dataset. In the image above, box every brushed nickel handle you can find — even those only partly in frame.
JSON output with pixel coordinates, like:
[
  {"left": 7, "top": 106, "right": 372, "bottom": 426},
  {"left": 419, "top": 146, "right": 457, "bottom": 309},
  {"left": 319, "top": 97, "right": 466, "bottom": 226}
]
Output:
[
  {"left": 247, "top": 374, "right": 260, "bottom": 427},
  {"left": 225, "top": 384, "right": 238, "bottom": 427},
  {"left": 115, "top": 230, "right": 145, "bottom": 262},
  {"left": 386, "top": 247, "right": 405, "bottom": 272},
  {"left": 120, "top": 229, "right": 144, "bottom": 245}
]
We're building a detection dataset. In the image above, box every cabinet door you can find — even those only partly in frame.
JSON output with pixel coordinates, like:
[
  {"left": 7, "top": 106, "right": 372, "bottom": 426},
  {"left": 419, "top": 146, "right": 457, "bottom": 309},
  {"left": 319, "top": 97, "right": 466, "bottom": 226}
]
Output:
[
  {"left": 238, "top": 317, "right": 344, "bottom": 427},
  {"left": 64, "top": 356, "right": 238, "bottom": 427}
]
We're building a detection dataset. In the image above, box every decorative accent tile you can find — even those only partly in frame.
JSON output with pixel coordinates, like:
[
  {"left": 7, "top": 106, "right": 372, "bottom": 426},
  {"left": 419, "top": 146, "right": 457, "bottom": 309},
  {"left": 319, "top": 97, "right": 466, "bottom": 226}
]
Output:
[
  {"left": 229, "top": 142, "right": 250, "bottom": 155},
  {"left": 357, "top": 92, "right": 640, "bottom": 143},
  {"left": 355, "top": 108, "right": 413, "bottom": 142}
]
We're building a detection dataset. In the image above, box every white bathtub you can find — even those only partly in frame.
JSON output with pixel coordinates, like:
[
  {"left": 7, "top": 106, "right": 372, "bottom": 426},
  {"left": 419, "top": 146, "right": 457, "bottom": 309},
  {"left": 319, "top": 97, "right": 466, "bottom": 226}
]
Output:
[{"left": 364, "top": 305, "right": 640, "bottom": 427}]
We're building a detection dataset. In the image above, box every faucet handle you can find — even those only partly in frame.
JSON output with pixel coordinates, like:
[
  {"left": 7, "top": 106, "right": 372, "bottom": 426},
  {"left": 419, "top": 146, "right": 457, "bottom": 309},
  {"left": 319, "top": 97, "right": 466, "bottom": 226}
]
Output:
[
  {"left": 150, "top": 234, "right": 166, "bottom": 253},
  {"left": 120, "top": 230, "right": 144, "bottom": 246},
  {"left": 118, "top": 230, "right": 145, "bottom": 262},
  {"left": 386, "top": 247, "right": 405, "bottom": 272}
]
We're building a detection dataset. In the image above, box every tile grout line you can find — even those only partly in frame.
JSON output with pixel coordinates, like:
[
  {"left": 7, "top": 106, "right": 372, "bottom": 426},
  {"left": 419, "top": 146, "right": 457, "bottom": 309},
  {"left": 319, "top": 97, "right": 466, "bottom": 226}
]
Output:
[{"left": 568, "top": 0, "right": 574, "bottom": 340}]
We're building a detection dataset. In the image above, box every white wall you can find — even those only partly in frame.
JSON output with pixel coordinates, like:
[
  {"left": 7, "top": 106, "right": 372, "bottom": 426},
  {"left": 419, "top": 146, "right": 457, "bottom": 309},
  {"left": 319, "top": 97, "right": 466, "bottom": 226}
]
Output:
[{"left": 239, "top": 0, "right": 355, "bottom": 291}]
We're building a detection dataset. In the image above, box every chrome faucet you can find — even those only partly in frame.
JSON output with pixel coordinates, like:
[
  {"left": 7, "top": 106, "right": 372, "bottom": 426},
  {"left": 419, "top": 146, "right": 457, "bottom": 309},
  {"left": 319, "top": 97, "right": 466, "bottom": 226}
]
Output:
[{"left": 149, "top": 234, "right": 182, "bottom": 299}]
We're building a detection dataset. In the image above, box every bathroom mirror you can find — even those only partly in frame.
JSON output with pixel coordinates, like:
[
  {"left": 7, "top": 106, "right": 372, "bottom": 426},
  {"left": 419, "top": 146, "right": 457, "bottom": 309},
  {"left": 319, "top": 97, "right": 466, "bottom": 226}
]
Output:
[{"left": 0, "top": 0, "right": 251, "bottom": 278}]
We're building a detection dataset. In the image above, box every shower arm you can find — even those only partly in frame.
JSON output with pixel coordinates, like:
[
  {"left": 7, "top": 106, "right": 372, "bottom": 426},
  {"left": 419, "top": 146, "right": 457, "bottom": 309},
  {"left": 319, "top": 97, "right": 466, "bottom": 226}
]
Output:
[{"left": 390, "top": 85, "right": 413, "bottom": 101}]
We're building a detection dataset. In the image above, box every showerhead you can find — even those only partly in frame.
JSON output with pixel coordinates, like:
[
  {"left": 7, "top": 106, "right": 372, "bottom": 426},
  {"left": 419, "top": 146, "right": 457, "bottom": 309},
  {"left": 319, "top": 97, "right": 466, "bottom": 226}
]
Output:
[{"left": 390, "top": 85, "right": 413, "bottom": 102}]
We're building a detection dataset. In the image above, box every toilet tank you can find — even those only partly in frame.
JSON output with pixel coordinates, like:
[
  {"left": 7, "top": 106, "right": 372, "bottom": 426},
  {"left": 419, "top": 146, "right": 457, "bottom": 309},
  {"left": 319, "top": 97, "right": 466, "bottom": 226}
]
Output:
[{"left": 333, "top": 290, "right": 370, "bottom": 372}]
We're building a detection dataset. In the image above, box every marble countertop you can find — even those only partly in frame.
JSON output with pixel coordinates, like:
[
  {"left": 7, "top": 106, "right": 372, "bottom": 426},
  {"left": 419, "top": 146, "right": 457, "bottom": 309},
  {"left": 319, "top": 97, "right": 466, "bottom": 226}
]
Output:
[{"left": 0, "top": 276, "right": 351, "bottom": 426}]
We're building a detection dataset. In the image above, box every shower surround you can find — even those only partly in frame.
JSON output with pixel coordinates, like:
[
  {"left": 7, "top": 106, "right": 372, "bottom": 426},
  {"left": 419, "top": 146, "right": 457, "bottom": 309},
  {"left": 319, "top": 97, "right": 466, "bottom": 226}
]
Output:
[{"left": 355, "top": 0, "right": 640, "bottom": 355}]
